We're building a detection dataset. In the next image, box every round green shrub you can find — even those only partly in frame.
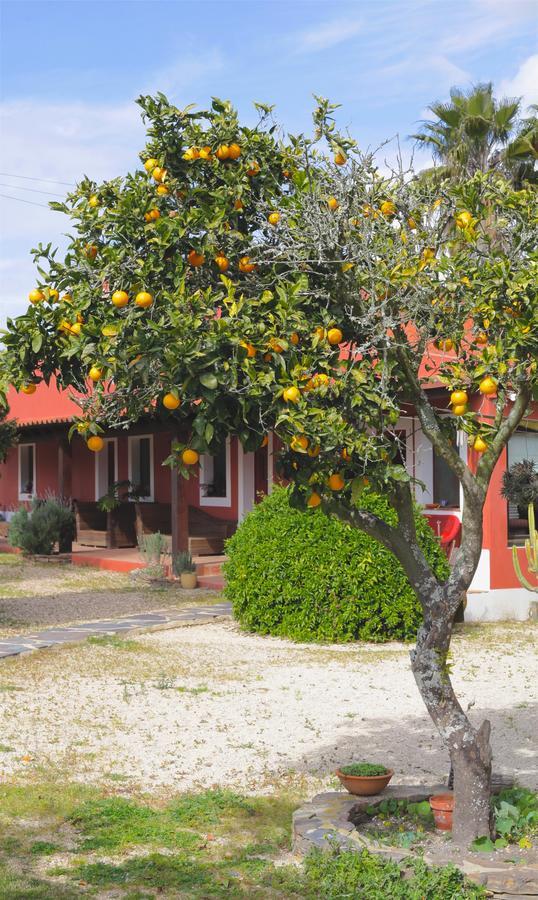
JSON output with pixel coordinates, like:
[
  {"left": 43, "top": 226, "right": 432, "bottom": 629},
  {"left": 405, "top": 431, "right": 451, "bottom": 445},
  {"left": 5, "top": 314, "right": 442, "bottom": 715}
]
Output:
[{"left": 224, "top": 486, "right": 450, "bottom": 643}]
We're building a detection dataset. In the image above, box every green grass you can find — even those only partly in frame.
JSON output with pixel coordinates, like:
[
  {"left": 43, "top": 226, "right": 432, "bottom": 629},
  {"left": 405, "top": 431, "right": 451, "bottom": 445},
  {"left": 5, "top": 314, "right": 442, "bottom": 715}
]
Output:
[
  {"left": 0, "top": 554, "right": 22, "bottom": 567},
  {"left": 0, "top": 779, "right": 486, "bottom": 898},
  {"left": 86, "top": 634, "right": 144, "bottom": 650}
]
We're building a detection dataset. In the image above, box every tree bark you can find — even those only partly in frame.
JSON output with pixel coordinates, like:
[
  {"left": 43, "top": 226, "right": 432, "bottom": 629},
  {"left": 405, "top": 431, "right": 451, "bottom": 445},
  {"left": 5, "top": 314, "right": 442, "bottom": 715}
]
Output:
[{"left": 410, "top": 607, "right": 493, "bottom": 845}]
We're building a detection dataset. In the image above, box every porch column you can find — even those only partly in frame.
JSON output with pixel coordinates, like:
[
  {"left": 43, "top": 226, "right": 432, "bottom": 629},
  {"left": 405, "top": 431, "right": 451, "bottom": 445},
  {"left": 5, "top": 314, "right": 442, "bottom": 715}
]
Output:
[
  {"left": 58, "top": 438, "right": 72, "bottom": 500},
  {"left": 171, "top": 459, "right": 189, "bottom": 555}
]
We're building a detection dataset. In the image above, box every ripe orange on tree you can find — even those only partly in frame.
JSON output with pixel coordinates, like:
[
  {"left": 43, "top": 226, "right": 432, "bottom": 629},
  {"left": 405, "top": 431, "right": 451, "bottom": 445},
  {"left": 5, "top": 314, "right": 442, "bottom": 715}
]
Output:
[
  {"left": 268, "top": 212, "right": 280, "bottom": 225},
  {"left": 327, "top": 327, "right": 343, "bottom": 345},
  {"left": 135, "top": 291, "right": 153, "bottom": 309},
  {"left": 450, "top": 390, "right": 468, "bottom": 406},
  {"left": 283, "top": 386, "right": 300, "bottom": 404},
  {"left": 156, "top": 184, "right": 169, "bottom": 196},
  {"left": 163, "top": 393, "right": 181, "bottom": 410},
  {"left": 334, "top": 151, "right": 346, "bottom": 165},
  {"left": 307, "top": 444, "right": 320, "bottom": 457},
  {"left": 144, "top": 158, "right": 158, "bottom": 172},
  {"left": 87, "top": 435, "right": 104, "bottom": 452},
  {"left": 228, "top": 143, "right": 241, "bottom": 160},
  {"left": 28, "top": 289, "right": 44, "bottom": 304},
  {"left": 188, "top": 250, "right": 205, "bottom": 267},
  {"left": 21, "top": 383, "right": 37, "bottom": 395},
  {"left": 452, "top": 404, "right": 467, "bottom": 416},
  {"left": 182, "top": 448, "right": 199, "bottom": 466},
  {"left": 151, "top": 166, "right": 166, "bottom": 182},
  {"left": 89, "top": 195, "right": 99, "bottom": 208},
  {"left": 474, "top": 436, "right": 488, "bottom": 453},
  {"left": 479, "top": 376, "right": 497, "bottom": 396},
  {"left": 327, "top": 197, "right": 339, "bottom": 210},
  {"left": 290, "top": 332, "right": 299, "bottom": 345},
  {"left": 216, "top": 144, "right": 230, "bottom": 160},
  {"left": 238, "top": 256, "right": 256, "bottom": 273},
  {"left": 380, "top": 200, "right": 396, "bottom": 217},
  {"left": 246, "top": 161, "right": 260, "bottom": 176},
  {"left": 214, "top": 254, "right": 229, "bottom": 272},
  {"left": 328, "top": 473, "right": 345, "bottom": 491},
  {"left": 233, "top": 199, "right": 244, "bottom": 211},
  {"left": 291, "top": 434, "right": 309, "bottom": 452},
  {"left": 111, "top": 290, "right": 129, "bottom": 308},
  {"left": 307, "top": 492, "right": 322, "bottom": 508},
  {"left": 240, "top": 340, "right": 257, "bottom": 358},
  {"left": 84, "top": 243, "right": 98, "bottom": 260},
  {"left": 89, "top": 366, "right": 103, "bottom": 382}
]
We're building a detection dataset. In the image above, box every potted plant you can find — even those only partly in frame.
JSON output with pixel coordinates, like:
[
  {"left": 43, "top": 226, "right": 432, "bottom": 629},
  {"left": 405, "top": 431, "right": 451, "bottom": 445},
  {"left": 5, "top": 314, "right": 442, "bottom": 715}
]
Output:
[
  {"left": 335, "top": 762, "right": 394, "bottom": 796},
  {"left": 429, "top": 792, "right": 454, "bottom": 831},
  {"left": 173, "top": 551, "right": 198, "bottom": 589},
  {"left": 501, "top": 459, "right": 538, "bottom": 519}
]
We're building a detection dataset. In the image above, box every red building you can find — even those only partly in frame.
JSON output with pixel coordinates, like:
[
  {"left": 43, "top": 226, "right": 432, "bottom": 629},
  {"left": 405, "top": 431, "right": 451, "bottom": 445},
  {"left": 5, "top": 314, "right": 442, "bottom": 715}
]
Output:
[{"left": 1, "top": 380, "right": 536, "bottom": 621}]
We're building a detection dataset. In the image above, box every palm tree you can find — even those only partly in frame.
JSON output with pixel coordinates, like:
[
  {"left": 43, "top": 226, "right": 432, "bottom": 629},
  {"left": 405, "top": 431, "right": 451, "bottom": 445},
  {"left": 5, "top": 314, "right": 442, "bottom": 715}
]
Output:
[{"left": 412, "top": 83, "right": 537, "bottom": 184}]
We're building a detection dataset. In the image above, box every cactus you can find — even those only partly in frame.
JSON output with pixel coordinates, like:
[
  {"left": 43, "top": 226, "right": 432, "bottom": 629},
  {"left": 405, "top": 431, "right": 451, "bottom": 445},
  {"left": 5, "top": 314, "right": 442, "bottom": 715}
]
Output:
[{"left": 512, "top": 503, "right": 538, "bottom": 592}]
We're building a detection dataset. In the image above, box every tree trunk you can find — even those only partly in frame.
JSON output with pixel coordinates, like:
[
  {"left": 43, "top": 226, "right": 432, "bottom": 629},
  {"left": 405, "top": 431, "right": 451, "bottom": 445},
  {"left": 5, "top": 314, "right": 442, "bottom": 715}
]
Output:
[{"left": 411, "top": 611, "right": 493, "bottom": 846}]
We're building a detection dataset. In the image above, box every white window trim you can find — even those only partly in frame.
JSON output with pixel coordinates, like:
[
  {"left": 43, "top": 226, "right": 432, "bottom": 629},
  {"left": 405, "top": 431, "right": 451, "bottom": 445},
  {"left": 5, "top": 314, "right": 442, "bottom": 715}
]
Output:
[
  {"left": 18, "top": 442, "right": 36, "bottom": 501},
  {"left": 200, "top": 437, "right": 232, "bottom": 508},
  {"left": 128, "top": 434, "right": 154, "bottom": 502},
  {"left": 94, "top": 438, "right": 118, "bottom": 501}
]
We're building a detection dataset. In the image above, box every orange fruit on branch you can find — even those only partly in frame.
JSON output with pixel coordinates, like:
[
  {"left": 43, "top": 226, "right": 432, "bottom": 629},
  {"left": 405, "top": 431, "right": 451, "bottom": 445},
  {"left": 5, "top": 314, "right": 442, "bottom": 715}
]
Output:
[
  {"left": 228, "top": 143, "right": 241, "bottom": 160},
  {"left": 473, "top": 436, "right": 488, "bottom": 453},
  {"left": 268, "top": 212, "right": 280, "bottom": 225},
  {"left": 479, "top": 376, "right": 497, "bottom": 396},
  {"left": 21, "top": 383, "right": 37, "bottom": 395},
  {"left": 327, "top": 327, "right": 343, "bottom": 346},
  {"left": 283, "top": 386, "right": 300, "bottom": 404},
  {"left": 89, "top": 366, "right": 103, "bottom": 382},
  {"left": 307, "top": 492, "right": 322, "bottom": 508},
  {"left": 238, "top": 256, "right": 256, "bottom": 273},
  {"left": 182, "top": 448, "right": 199, "bottom": 466},
  {"left": 188, "top": 250, "right": 205, "bottom": 267},
  {"left": 111, "top": 290, "right": 129, "bottom": 308},
  {"left": 240, "top": 340, "right": 257, "bottom": 358},
  {"left": 334, "top": 151, "right": 346, "bottom": 165},
  {"left": 290, "top": 434, "right": 309, "bottom": 452},
  {"left": 380, "top": 200, "right": 396, "bottom": 217},
  {"left": 87, "top": 436, "right": 104, "bottom": 452},
  {"left": 151, "top": 166, "right": 166, "bottom": 182},
  {"left": 163, "top": 393, "right": 181, "bottom": 410},
  {"left": 214, "top": 254, "right": 229, "bottom": 272},
  {"left": 450, "top": 390, "right": 468, "bottom": 406},
  {"left": 246, "top": 161, "right": 260, "bottom": 176},
  {"left": 216, "top": 144, "right": 230, "bottom": 160},
  {"left": 452, "top": 404, "right": 467, "bottom": 416},
  {"left": 28, "top": 289, "right": 45, "bottom": 304},
  {"left": 144, "top": 158, "right": 158, "bottom": 172},
  {"left": 135, "top": 291, "right": 153, "bottom": 308},
  {"left": 328, "top": 473, "right": 345, "bottom": 491},
  {"left": 327, "top": 197, "right": 339, "bottom": 210}
]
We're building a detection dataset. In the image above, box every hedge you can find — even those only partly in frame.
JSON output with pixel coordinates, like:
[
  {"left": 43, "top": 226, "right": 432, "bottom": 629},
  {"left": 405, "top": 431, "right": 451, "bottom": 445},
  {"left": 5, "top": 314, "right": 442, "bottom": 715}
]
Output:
[{"left": 224, "top": 486, "right": 450, "bottom": 643}]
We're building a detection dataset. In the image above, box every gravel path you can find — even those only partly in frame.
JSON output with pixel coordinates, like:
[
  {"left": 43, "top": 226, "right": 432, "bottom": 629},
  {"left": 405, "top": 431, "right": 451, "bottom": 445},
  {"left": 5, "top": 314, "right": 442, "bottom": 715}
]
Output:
[{"left": 0, "top": 619, "right": 535, "bottom": 796}]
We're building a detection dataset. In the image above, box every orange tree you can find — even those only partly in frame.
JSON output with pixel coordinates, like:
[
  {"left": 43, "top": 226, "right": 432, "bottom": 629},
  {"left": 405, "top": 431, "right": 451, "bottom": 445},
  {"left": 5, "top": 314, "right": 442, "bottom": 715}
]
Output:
[{"left": 1, "top": 95, "right": 537, "bottom": 845}]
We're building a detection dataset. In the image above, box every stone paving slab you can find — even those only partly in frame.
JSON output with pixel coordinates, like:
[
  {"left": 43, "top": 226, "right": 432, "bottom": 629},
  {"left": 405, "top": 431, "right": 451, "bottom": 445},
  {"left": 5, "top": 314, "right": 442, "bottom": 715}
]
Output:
[{"left": 0, "top": 602, "right": 232, "bottom": 660}]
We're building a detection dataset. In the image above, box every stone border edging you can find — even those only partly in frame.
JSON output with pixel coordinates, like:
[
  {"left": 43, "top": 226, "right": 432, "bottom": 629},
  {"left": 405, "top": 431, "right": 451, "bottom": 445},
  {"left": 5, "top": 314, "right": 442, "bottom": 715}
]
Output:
[
  {"left": 0, "top": 602, "right": 232, "bottom": 660},
  {"left": 292, "top": 788, "right": 538, "bottom": 896}
]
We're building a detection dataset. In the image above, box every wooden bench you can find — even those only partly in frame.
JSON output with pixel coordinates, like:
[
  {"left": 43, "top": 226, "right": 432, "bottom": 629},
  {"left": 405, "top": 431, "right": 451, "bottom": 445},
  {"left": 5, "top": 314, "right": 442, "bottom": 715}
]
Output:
[
  {"left": 135, "top": 502, "right": 236, "bottom": 555},
  {"left": 74, "top": 501, "right": 137, "bottom": 548}
]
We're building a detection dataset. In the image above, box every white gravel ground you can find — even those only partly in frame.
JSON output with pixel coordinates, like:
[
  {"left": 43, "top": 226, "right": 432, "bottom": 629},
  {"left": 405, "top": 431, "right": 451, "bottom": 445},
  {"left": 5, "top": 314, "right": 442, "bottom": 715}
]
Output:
[{"left": 0, "top": 620, "right": 536, "bottom": 795}]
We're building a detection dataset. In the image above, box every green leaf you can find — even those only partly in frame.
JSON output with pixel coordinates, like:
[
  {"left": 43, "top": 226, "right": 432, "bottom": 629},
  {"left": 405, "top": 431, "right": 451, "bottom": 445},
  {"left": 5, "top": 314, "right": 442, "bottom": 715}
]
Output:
[
  {"left": 31, "top": 334, "right": 43, "bottom": 353},
  {"left": 494, "top": 837, "right": 508, "bottom": 849},
  {"left": 471, "top": 835, "right": 495, "bottom": 852},
  {"left": 200, "top": 373, "right": 218, "bottom": 390},
  {"left": 205, "top": 423, "right": 214, "bottom": 444}
]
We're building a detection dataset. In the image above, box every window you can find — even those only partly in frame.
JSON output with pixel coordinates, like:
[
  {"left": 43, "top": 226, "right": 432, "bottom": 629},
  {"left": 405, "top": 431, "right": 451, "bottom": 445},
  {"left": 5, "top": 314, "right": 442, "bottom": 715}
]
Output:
[
  {"left": 95, "top": 439, "right": 118, "bottom": 501},
  {"left": 200, "top": 440, "right": 231, "bottom": 507},
  {"left": 507, "top": 430, "right": 538, "bottom": 541},
  {"left": 433, "top": 447, "right": 460, "bottom": 508},
  {"left": 18, "top": 443, "right": 36, "bottom": 500},
  {"left": 128, "top": 435, "right": 154, "bottom": 501}
]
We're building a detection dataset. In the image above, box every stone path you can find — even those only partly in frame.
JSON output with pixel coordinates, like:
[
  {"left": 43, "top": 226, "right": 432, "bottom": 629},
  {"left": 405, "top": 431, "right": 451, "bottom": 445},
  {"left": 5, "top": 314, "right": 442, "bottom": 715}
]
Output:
[{"left": 0, "top": 602, "right": 232, "bottom": 660}]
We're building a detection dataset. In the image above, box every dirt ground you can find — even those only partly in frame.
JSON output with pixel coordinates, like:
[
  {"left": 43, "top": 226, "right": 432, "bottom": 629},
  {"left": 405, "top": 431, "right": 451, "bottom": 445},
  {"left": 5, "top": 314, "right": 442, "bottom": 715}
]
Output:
[{"left": 0, "top": 613, "right": 535, "bottom": 797}]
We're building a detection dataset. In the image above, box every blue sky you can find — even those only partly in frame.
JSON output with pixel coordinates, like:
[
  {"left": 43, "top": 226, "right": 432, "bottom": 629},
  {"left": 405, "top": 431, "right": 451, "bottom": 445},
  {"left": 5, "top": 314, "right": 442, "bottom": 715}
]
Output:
[{"left": 1, "top": 0, "right": 537, "bottom": 324}]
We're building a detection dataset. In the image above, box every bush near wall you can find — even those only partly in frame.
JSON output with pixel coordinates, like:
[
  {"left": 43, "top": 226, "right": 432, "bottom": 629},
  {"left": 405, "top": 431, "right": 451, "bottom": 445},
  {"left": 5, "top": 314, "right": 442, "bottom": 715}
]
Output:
[{"left": 224, "top": 486, "right": 450, "bottom": 643}]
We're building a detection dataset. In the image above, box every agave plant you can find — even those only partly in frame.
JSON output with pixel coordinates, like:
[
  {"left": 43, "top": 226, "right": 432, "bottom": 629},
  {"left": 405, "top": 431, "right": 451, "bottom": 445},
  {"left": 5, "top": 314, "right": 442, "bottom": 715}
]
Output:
[{"left": 512, "top": 504, "right": 538, "bottom": 593}]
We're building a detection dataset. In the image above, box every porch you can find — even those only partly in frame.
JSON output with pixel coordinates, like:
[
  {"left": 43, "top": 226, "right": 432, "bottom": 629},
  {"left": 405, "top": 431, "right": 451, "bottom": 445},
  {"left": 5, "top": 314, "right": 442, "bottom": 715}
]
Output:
[{"left": 70, "top": 545, "right": 226, "bottom": 589}]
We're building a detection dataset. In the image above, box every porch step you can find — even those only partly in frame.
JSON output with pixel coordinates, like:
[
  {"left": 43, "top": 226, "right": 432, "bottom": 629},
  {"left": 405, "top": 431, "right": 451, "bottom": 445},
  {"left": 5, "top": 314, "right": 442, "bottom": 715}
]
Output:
[
  {"left": 195, "top": 557, "right": 226, "bottom": 577},
  {"left": 197, "top": 574, "right": 226, "bottom": 591}
]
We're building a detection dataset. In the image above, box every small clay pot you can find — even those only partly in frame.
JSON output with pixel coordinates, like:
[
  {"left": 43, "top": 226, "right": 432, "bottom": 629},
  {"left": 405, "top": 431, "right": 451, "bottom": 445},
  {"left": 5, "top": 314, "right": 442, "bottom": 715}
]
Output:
[
  {"left": 180, "top": 571, "right": 198, "bottom": 589},
  {"left": 429, "top": 792, "right": 454, "bottom": 831},
  {"left": 335, "top": 768, "right": 394, "bottom": 796}
]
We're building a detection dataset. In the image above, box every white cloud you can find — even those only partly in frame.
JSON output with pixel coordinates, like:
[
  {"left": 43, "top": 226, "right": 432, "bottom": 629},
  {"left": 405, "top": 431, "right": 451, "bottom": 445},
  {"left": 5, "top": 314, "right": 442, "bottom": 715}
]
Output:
[
  {"left": 0, "top": 100, "right": 145, "bottom": 325},
  {"left": 295, "top": 17, "right": 363, "bottom": 53},
  {"left": 498, "top": 54, "right": 538, "bottom": 110},
  {"left": 146, "top": 50, "right": 225, "bottom": 97}
]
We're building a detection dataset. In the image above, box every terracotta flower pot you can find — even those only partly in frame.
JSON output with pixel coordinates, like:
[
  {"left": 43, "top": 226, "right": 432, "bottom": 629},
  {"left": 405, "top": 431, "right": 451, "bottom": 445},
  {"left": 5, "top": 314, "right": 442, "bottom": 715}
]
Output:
[
  {"left": 180, "top": 571, "right": 197, "bottom": 589},
  {"left": 429, "top": 792, "right": 454, "bottom": 831},
  {"left": 335, "top": 768, "right": 394, "bottom": 796}
]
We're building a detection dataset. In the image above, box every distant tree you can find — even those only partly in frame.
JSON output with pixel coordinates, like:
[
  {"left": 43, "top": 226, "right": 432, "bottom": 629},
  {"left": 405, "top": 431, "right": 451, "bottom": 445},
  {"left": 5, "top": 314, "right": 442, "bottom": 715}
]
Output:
[
  {"left": 0, "top": 405, "right": 17, "bottom": 465},
  {"left": 412, "top": 82, "right": 537, "bottom": 185}
]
